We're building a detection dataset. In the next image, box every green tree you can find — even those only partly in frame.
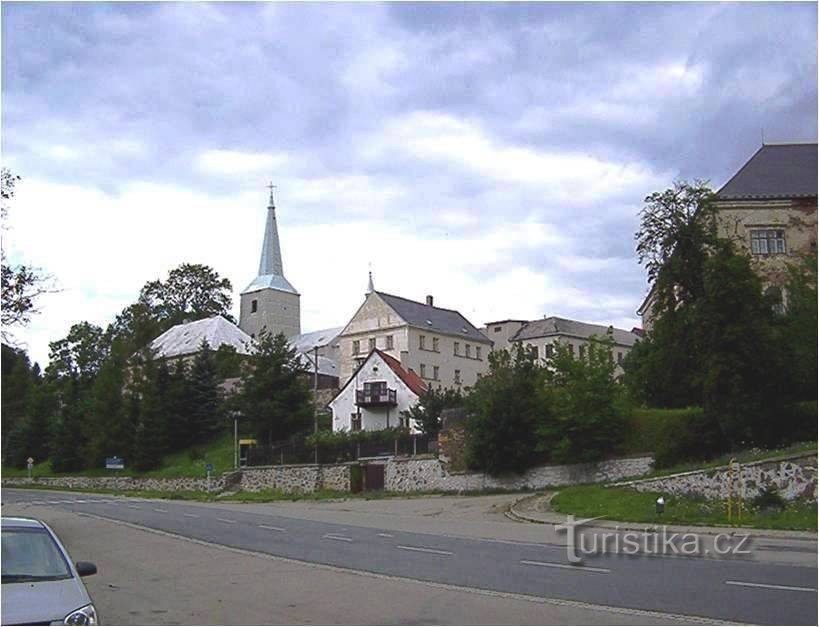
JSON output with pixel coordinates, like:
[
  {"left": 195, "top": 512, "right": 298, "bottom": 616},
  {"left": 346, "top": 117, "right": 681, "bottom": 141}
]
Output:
[
  {"left": 401, "top": 387, "right": 464, "bottom": 437},
  {"left": 188, "top": 341, "right": 224, "bottom": 443},
  {"left": 697, "top": 241, "right": 789, "bottom": 448},
  {"left": 1, "top": 344, "right": 34, "bottom": 460},
  {"left": 778, "top": 253, "right": 818, "bottom": 401},
  {"left": 163, "top": 359, "right": 193, "bottom": 451},
  {"left": 464, "top": 346, "right": 544, "bottom": 475},
  {"left": 138, "top": 263, "right": 234, "bottom": 328},
  {"left": 1, "top": 168, "right": 54, "bottom": 340},
  {"left": 538, "top": 335, "right": 628, "bottom": 463},
  {"left": 236, "top": 332, "right": 312, "bottom": 445},
  {"left": 50, "top": 378, "right": 90, "bottom": 473},
  {"left": 629, "top": 181, "right": 718, "bottom": 408},
  {"left": 46, "top": 322, "right": 109, "bottom": 389},
  {"left": 85, "top": 341, "right": 133, "bottom": 467},
  {"left": 131, "top": 350, "right": 167, "bottom": 471},
  {"left": 214, "top": 344, "right": 243, "bottom": 379}
]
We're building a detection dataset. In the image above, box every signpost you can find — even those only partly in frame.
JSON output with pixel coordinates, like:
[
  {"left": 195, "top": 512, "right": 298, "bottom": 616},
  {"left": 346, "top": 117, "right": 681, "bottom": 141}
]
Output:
[
  {"left": 26, "top": 457, "right": 34, "bottom": 480},
  {"left": 105, "top": 456, "right": 124, "bottom": 470}
]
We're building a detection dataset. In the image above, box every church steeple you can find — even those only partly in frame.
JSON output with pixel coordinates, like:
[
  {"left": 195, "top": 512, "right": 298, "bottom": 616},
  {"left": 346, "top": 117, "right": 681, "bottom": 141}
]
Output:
[
  {"left": 239, "top": 187, "right": 301, "bottom": 340},
  {"left": 366, "top": 269, "right": 374, "bottom": 295},
  {"left": 258, "top": 184, "right": 284, "bottom": 277}
]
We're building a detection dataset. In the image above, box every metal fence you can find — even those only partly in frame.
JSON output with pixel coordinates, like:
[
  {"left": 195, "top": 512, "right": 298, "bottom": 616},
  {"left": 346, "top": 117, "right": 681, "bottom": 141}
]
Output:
[{"left": 244, "top": 433, "right": 437, "bottom": 467}]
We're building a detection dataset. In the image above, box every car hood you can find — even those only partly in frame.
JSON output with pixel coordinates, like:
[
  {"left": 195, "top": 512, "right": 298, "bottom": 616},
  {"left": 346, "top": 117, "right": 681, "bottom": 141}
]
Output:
[{"left": 1, "top": 578, "right": 92, "bottom": 625}]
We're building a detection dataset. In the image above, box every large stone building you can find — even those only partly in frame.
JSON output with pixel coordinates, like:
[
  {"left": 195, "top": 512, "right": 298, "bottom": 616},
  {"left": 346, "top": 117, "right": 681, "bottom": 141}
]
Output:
[
  {"left": 484, "top": 316, "right": 641, "bottom": 376},
  {"left": 336, "top": 278, "right": 492, "bottom": 391},
  {"left": 239, "top": 189, "right": 301, "bottom": 340},
  {"left": 638, "top": 143, "right": 817, "bottom": 330}
]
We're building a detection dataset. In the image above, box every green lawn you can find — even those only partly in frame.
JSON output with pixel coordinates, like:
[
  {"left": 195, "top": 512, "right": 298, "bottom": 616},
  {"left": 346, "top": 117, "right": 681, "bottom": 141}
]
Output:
[{"left": 551, "top": 484, "right": 817, "bottom": 531}]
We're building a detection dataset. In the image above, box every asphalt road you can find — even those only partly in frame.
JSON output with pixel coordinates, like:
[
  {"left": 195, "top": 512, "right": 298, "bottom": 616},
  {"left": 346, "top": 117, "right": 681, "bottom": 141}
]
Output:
[{"left": 3, "top": 488, "right": 817, "bottom": 625}]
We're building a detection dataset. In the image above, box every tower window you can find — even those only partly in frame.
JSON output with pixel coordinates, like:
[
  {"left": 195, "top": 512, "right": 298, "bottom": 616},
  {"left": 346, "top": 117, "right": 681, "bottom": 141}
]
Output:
[{"left": 251, "top": 299, "right": 258, "bottom": 313}]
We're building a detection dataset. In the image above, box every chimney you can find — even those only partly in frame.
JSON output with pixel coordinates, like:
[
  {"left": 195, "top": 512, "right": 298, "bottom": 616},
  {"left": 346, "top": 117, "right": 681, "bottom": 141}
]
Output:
[{"left": 426, "top": 295, "right": 434, "bottom": 307}]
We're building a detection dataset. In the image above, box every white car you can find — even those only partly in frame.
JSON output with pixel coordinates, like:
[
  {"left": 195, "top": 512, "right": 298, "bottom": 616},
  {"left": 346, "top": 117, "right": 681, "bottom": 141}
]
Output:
[{"left": 1, "top": 516, "right": 99, "bottom": 625}]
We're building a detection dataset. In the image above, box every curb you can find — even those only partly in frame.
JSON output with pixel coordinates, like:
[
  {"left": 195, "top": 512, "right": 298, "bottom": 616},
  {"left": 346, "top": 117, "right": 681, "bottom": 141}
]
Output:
[{"left": 507, "top": 493, "right": 818, "bottom": 541}]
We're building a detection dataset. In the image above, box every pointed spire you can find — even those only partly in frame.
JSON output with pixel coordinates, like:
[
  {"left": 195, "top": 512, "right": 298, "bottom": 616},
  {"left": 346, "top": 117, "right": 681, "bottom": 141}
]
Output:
[
  {"left": 366, "top": 269, "right": 375, "bottom": 294},
  {"left": 258, "top": 184, "right": 284, "bottom": 277}
]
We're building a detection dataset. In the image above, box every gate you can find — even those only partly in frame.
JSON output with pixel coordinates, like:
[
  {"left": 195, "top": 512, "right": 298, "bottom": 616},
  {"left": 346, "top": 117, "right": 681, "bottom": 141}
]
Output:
[{"left": 364, "top": 464, "right": 385, "bottom": 491}]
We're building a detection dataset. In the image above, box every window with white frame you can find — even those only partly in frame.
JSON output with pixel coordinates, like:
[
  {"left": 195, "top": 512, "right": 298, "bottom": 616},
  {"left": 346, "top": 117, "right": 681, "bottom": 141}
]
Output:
[
  {"left": 352, "top": 340, "right": 360, "bottom": 355},
  {"left": 433, "top": 365, "right": 439, "bottom": 380},
  {"left": 386, "top": 335, "right": 394, "bottom": 349},
  {"left": 454, "top": 369, "right": 461, "bottom": 385},
  {"left": 432, "top": 337, "right": 439, "bottom": 352},
  {"left": 419, "top": 335, "right": 426, "bottom": 350},
  {"left": 476, "top": 346, "right": 482, "bottom": 360},
  {"left": 420, "top": 363, "right": 427, "bottom": 378},
  {"left": 465, "top": 344, "right": 471, "bottom": 358},
  {"left": 368, "top": 337, "right": 376, "bottom": 351},
  {"left": 750, "top": 229, "right": 786, "bottom": 255},
  {"left": 454, "top": 342, "right": 460, "bottom": 356}
]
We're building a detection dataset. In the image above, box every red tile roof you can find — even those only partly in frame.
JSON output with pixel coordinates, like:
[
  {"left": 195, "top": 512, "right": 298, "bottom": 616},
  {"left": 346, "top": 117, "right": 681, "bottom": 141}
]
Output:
[{"left": 375, "top": 349, "right": 427, "bottom": 397}]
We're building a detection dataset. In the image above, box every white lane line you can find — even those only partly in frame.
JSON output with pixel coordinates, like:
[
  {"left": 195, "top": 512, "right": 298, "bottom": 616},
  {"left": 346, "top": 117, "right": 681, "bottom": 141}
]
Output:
[
  {"left": 153, "top": 508, "right": 168, "bottom": 513},
  {"left": 520, "top": 560, "right": 611, "bottom": 574},
  {"left": 217, "top": 518, "right": 236, "bottom": 524},
  {"left": 258, "top": 525, "right": 286, "bottom": 532},
  {"left": 323, "top": 534, "right": 353, "bottom": 542},
  {"left": 127, "top": 505, "right": 141, "bottom": 510},
  {"left": 725, "top": 580, "right": 816, "bottom": 593},
  {"left": 74, "top": 499, "right": 87, "bottom": 503},
  {"left": 31, "top": 501, "right": 45, "bottom": 505},
  {"left": 183, "top": 513, "right": 199, "bottom": 518},
  {"left": 378, "top": 533, "right": 394, "bottom": 538},
  {"left": 47, "top": 500, "right": 61, "bottom": 504},
  {"left": 396, "top": 545, "right": 453, "bottom": 556}
]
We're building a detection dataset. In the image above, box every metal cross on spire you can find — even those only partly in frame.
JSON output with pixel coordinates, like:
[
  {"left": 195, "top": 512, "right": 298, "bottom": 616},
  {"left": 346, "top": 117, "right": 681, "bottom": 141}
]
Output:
[{"left": 266, "top": 181, "right": 277, "bottom": 207}]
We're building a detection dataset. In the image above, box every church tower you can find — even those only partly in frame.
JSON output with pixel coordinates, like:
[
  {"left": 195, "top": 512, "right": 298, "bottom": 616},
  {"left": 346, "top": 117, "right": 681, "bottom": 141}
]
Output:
[{"left": 239, "top": 188, "right": 301, "bottom": 340}]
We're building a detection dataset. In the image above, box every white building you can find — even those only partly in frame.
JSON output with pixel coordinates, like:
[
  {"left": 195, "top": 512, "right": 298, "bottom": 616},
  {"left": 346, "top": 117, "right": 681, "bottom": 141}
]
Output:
[
  {"left": 336, "top": 276, "right": 492, "bottom": 391},
  {"left": 329, "top": 349, "right": 427, "bottom": 432}
]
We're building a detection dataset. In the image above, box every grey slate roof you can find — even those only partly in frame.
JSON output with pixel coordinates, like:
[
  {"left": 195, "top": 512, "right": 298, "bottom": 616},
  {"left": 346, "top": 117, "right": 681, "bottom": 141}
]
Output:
[
  {"left": 376, "top": 291, "right": 491, "bottom": 344},
  {"left": 150, "top": 315, "right": 256, "bottom": 358},
  {"left": 716, "top": 143, "right": 818, "bottom": 200},
  {"left": 296, "top": 353, "right": 339, "bottom": 379},
  {"left": 289, "top": 327, "right": 344, "bottom": 354},
  {"left": 512, "top": 316, "right": 640, "bottom": 347}
]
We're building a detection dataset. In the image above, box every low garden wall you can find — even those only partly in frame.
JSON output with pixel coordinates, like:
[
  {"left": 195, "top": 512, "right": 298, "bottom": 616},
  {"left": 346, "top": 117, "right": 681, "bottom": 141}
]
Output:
[
  {"left": 611, "top": 452, "right": 817, "bottom": 501},
  {"left": 238, "top": 463, "right": 350, "bottom": 493},
  {"left": 2, "top": 475, "right": 224, "bottom": 493},
  {"left": 385, "top": 454, "right": 654, "bottom": 492}
]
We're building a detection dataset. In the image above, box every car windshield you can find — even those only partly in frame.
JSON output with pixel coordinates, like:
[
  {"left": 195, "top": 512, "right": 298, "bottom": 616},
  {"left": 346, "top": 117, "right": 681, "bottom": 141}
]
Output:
[{"left": 1, "top": 528, "right": 72, "bottom": 583}]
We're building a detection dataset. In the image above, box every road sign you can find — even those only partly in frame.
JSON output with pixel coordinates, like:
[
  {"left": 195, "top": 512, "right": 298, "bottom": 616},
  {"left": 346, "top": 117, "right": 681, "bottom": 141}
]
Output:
[
  {"left": 27, "top": 457, "right": 34, "bottom": 465},
  {"left": 26, "top": 457, "right": 34, "bottom": 479},
  {"left": 105, "top": 456, "right": 125, "bottom": 470},
  {"left": 205, "top": 463, "right": 214, "bottom": 473}
]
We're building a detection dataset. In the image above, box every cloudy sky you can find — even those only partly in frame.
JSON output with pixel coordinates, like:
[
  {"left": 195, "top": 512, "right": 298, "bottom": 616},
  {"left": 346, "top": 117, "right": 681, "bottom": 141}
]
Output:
[{"left": 2, "top": 2, "right": 817, "bottom": 366}]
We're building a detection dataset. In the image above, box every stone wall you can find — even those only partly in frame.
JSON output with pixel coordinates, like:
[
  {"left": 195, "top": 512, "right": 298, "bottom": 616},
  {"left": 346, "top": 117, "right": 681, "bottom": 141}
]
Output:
[
  {"left": 385, "top": 455, "right": 654, "bottom": 492},
  {"left": 237, "top": 463, "right": 350, "bottom": 493},
  {"left": 612, "top": 452, "right": 817, "bottom": 502},
  {"left": 2, "top": 475, "right": 224, "bottom": 493}
]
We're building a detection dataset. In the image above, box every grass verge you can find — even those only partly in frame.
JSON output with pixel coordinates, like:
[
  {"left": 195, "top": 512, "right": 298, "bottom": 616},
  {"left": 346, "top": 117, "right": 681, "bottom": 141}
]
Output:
[{"left": 551, "top": 484, "right": 817, "bottom": 531}]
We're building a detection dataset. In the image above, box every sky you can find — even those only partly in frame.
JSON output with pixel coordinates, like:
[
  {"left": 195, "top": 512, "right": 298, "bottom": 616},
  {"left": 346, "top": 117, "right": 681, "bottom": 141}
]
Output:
[{"left": 2, "top": 1, "right": 817, "bottom": 367}]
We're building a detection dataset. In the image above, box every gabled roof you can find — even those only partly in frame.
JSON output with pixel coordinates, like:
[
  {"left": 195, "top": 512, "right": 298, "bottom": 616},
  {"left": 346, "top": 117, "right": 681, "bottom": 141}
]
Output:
[
  {"left": 375, "top": 291, "right": 491, "bottom": 344},
  {"left": 149, "top": 315, "right": 255, "bottom": 359},
  {"left": 511, "top": 316, "right": 640, "bottom": 347},
  {"left": 330, "top": 348, "right": 426, "bottom": 406},
  {"left": 296, "top": 352, "right": 339, "bottom": 379},
  {"left": 375, "top": 349, "right": 427, "bottom": 396},
  {"left": 289, "top": 327, "right": 343, "bottom": 354},
  {"left": 716, "top": 143, "right": 818, "bottom": 200}
]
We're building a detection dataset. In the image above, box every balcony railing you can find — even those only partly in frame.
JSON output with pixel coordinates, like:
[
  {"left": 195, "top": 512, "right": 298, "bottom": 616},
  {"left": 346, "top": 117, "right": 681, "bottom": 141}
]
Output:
[{"left": 356, "top": 388, "right": 397, "bottom": 407}]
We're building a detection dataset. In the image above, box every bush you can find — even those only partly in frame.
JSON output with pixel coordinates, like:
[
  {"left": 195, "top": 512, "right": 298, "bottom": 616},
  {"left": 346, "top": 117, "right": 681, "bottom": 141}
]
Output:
[
  {"left": 188, "top": 446, "right": 205, "bottom": 461},
  {"left": 652, "top": 407, "right": 724, "bottom": 468},
  {"left": 752, "top": 484, "right": 786, "bottom": 512}
]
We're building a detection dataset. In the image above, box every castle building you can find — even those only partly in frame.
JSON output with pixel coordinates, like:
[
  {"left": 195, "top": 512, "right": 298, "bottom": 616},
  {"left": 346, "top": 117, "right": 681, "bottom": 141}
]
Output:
[{"left": 239, "top": 189, "right": 301, "bottom": 340}]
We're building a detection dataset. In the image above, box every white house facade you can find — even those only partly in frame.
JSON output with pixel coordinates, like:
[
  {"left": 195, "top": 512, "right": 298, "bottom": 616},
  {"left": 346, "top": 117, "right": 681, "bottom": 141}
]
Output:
[{"left": 329, "top": 349, "right": 427, "bottom": 433}]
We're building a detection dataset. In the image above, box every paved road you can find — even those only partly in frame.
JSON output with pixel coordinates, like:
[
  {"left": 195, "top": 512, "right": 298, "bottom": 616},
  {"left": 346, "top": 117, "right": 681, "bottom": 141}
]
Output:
[{"left": 3, "top": 488, "right": 817, "bottom": 625}]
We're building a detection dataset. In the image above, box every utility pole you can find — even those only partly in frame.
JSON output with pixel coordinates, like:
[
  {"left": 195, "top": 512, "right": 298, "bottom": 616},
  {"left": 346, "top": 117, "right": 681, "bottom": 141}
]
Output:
[{"left": 314, "top": 345, "right": 319, "bottom": 465}]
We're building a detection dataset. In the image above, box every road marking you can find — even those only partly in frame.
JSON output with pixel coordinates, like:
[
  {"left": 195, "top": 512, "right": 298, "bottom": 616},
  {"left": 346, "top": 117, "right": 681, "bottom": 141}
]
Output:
[
  {"left": 74, "top": 499, "right": 87, "bottom": 503},
  {"left": 128, "top": 505, "right": 141, "bottom": 509},
  {"left": 258, "top": 525, "right": 286, "bottom": 532},
  {"left": 520, "top": 560, "right": 611, "bottom": 574},
  {"left": 153, "top": 508, "right": 168, "bottom": 513},
  {"left": 377, "top": 533, "right": 394, "bottom": 538},
  {"left": 47, "top": 500, "right": 61, "bottom": 504},
  {"left": 323, "top": 534, "right": 353, "bottom": 542},
  {"left": 66, "top": 512, "right": 737, "bottom": 626},
  {"left": 31, "top": 501, "right": 45, "bottom": 505},
  {"left": 725, "top": 580, "right": 816, "bottom": 593},
  {"left": 183, "top": 513, "right": 199, "bottom": 518},
  {"left": 217, "top": 518, "right": 236, "bottom": 524},
  {"left": 396, "top": 545, "right": 453, "bottom": 556}
]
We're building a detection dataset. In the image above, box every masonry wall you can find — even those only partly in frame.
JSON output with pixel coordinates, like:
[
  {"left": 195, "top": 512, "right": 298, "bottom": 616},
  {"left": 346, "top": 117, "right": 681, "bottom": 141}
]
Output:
[
  {"left": 2, "top": 475, "right": 225, "bottom": 493},
  {"left": 237, "top": 463, "right": 350, "bottom": 493},
  {"left": 612, "top": 452, "right": 817, "bottom": 501},
  {"left": 385, "top": 455, "right": 654, "bottom": 492}
]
